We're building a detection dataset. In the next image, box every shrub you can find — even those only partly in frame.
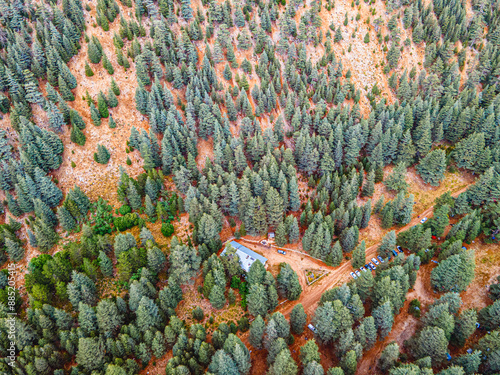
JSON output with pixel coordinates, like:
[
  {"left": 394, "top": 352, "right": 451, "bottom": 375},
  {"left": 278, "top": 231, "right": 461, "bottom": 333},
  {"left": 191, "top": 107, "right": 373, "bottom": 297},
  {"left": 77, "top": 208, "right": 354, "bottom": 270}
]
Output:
[
  {"left": 119, "top": 205, "right": 132, "bottom": 215},
  {"left": 114, "top": 213, "right": 139, "bottom": 232},
  {"left": 193, "top": 306, "right": 204, "bottom": 321},
  {"left": 238, "top": 317, "right": 250, "bottom": 332},
  {"left": 161, "top": 222, "right": 175, "bottom": 237}
]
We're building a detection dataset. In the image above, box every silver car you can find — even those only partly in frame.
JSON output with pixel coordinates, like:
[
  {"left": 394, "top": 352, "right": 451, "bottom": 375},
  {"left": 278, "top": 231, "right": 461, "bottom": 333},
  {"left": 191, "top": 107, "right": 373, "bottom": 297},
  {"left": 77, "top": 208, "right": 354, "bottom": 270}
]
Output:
[
  {"left": 350, "top": 272, "right": 358, "bottom": 279},
  {"left": 371, "top": 257, "right": 379, "bottom": 265},
  {"left": 377, "top": 255, "right": 385, "bottom": 263}
]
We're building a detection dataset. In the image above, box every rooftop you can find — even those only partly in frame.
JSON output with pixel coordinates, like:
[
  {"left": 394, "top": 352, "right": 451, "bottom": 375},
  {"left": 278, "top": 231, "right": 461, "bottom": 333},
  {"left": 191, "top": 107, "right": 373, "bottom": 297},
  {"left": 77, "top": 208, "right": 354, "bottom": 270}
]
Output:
[{"left": 221, "top": 241, "right": 268, "bottom": 273}]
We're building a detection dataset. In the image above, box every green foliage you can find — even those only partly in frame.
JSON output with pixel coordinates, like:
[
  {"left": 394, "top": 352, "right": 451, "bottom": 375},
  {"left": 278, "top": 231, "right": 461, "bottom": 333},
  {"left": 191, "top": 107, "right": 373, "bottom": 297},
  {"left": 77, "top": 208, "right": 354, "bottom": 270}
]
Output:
[
  {"left": 161, "top": 222, "right": 175, "bottom": 237},
  {"left": 94, "top": 144, "right": 111, "bottom": 164},
  {"left": 277, "top": 263, "right": 302, "bottom": 300},
  {"left": 113, "top": 213, "right": 139, "bottom": 231},
  {"left": 416, "top": 149, "right": 447, "bottom": 186}
]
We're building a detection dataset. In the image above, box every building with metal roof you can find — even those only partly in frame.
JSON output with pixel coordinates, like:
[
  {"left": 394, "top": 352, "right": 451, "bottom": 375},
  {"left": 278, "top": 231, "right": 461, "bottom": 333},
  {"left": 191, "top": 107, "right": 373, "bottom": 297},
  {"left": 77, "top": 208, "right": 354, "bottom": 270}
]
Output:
[{"left": 221, "top": 241, "right": 268, "bottom": 273}]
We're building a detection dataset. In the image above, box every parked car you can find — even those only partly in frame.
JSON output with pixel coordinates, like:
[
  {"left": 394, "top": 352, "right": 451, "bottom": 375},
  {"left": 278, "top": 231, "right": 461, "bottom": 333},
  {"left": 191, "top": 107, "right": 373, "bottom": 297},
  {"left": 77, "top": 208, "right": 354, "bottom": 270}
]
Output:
[
  {"left": 355, "top": 270, "right": 361, "bottom": 277},
  {"left": 462, "top": 246, "right": 467, "bottom": 250},
  {"left": 350, "top": 272, "right": 357, "bottom": 279},
  {"left": 371, "top": 257, "right": 379, "bottom": 265},
  {"left": 368, "top": 262, "right": 376, "bottom": 271},
  {"left": 397, "top": 246, "right": 404, "bottom": 253},
  {"left": 360, "top": 267, "right": 367, "bottom": 272},
  {"left": 377, "top": 255, "right": 385, "bottom": 263},
  {"left": 420, "top": 217, "right": 428, "bottom": 224},
  {"left": 308, "top": 324, "right": 317, "bottom": 333},
  {"left": 392, "top": 250, "right": 398, "bottom": 257},
  {"left": 277, "top": 250, "right": 286, "bottom": 255}
]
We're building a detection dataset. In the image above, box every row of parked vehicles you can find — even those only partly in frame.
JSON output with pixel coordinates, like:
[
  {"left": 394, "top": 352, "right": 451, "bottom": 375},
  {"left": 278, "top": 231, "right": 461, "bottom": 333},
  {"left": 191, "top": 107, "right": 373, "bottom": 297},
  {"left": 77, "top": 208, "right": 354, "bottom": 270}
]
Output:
[{"left": 350, "top": 246, "right": 405, "bottom": 279}]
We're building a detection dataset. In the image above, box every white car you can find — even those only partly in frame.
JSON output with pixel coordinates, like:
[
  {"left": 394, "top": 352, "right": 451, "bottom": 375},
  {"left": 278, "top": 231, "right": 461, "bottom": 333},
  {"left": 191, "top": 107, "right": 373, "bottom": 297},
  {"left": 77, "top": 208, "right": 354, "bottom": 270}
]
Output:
[
  {"left": 377, "top": 255, "right": 385, "bottom": 263},
  {"left": 355, "top": 270, "right": 361, "bottom": 277},
  {"left": 420, "top": 217, "right": 428, "bottom": 224},
  {"left": 360, "top": 267, "right": 367, "bottom": 272},
  {"left": 371, "top": 257, "right": 379, "bottom": 265},
  {"left": 350, "top": 272, "right": 358, "bottom": 279}
]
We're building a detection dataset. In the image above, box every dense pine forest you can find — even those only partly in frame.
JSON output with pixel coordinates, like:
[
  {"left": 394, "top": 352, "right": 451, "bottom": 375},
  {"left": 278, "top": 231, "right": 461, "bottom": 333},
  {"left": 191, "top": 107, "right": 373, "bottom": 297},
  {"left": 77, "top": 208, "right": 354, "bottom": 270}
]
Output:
[{"left": 0, "top": 0, "right": 500, "bottom": 373}]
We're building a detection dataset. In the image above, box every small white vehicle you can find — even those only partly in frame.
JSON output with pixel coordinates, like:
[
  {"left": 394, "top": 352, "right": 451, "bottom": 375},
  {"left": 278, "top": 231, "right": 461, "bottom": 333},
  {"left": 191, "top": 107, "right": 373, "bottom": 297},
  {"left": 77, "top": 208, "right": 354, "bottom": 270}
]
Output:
[
  {"left": 355, "top": 270, "right": 361, "bottom": 277},
  {"left": 371, "top": 257, "right": 379, "bottom": 265},
  {"left": 308, "top": 324, "right": 317, "bottom": 333},
  {"left": 360, "top": 267, "right": 367, "bottom": 272},
  {"left": 420, "top": 217, "right": 428, "bottom": 224},
  {"left": 377, "top": 255, "right": 385, "bottom": 263},
  {"left": 350, "top": 272, "right": 358, "bottom": 279}
]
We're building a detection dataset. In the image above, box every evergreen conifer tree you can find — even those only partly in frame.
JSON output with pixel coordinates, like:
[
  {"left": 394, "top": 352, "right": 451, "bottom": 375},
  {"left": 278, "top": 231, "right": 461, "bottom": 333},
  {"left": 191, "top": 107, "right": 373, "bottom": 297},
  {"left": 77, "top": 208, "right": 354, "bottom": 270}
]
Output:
[{"left": 94, "top": 144, "right": 111, "bottom": 164}]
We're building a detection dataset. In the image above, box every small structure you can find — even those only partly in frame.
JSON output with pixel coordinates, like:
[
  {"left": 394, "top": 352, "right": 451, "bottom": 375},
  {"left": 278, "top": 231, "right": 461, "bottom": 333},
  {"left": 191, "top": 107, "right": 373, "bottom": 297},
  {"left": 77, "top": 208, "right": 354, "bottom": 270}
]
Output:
[
  {"left": 268, "top": 232, "right": 275, "bottom": 240},
  {"left": 221, "top": 241, "right": 268, "bottom": 273}
]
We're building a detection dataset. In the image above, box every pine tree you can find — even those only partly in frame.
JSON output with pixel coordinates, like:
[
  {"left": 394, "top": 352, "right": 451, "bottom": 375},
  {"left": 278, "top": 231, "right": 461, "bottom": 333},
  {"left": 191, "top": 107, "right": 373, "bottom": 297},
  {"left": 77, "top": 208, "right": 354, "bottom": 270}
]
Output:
[
  {"left": 147, "top": 245, "right": 166, "bottom": 273},
  {"left": 362, "top": 169, "right": 375, "bottom": 197},
  {"left": 71, "top": 124, "right": 86, "bottom": 145},
  {"left": 70, "top": 109, "right": 86, "bottom": 129},
  {"left": 210, "top": 284, "right": 226, "bottom": 309},
  {"left": 102, "top": 53, "right": 114, "bottom": 75},
  {"left": 373, "top": 301, "right": 394, "bottom": 339},
  {"left": 384, "top": 163, "right": 408, "bottom": 193},
  {"left": 57, "top": 206, "right": 77, "bottom": 231},
  {"left": 58, "top": 75, "right": 75, "bottom": 101},
  {"left": 33, "top": 217, "right": 59, "bottom": 252},
  {"left": 266, "top": 187, "right": 284, "bottom": 230},
  {"left": 110, "top": 78, "right": 120, "bottom": 96},
  {"left": 378, "top": 343, "right": 400, "bottom": 372},
  {"left": 90, "top": 103, "right": 101, "bottom": 126},
  {"left": 98, "top": 251, "right": 113, "bottom": 277},
  {"left": 5, "top": 238, "right": 24, "bottom": 262},
  {"left": 378, "top": 230, "right": 396, "bottom": 259},
  {"left": 275, "top": 222, "right": 287, "bottom": 247},
  {"left": 289, "top": 177, "right": 301, "bottom": 211},
  {"left": 291, "top": 304, "right": 307, "bottom": 334},
  {"left": 107, "top": 89, "right": 118, "bottom": 108},
  {"left": 85, "top": 61, "right": 94, "bottom": 76},
  {"left": 288, "top": 217, "right": 300, "bottom": 243},
  {"left": 97, "top": 92, "right": 109, "bottom": 118},
  {"left": 76, "top": 337, "right": 105, "bottom": 371},
  {"left": 416, "top": 149, "right": 446, "bottom": 186},
  {"left": 351, "top": 240, "right": 366, "bottom": 269},
  {"left": 94, "top": 144, "right": 111, "bottom": 164},
  {"left": 88, "top": 38, "right": 103, "bottom": 64},
  {"left": 249, "top": 315, "right": 265, "bottom": 349},
  {"left": 223, "top": 64, "right": 233, "bottom": 81},
  {"left": 127, "top": 181, "right": 142, "bottom": 210}
]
